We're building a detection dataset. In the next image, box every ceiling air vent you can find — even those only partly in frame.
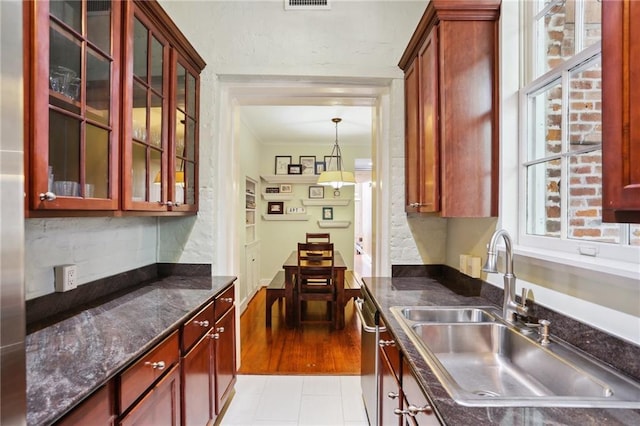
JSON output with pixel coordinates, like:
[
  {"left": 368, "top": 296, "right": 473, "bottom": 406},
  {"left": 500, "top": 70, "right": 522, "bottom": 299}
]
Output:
[{"left": 284, "top": 0, "right": 331, "bottom": 11}]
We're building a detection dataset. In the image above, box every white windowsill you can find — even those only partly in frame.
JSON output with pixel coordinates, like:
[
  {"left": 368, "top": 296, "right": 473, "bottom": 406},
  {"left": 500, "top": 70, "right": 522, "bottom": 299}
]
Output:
[{"left": 512, "top": 245, "right": 639, "bottom": 281}]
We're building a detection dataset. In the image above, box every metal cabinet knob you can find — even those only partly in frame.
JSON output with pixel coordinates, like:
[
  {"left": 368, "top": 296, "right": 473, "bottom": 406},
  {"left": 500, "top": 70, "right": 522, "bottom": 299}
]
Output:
[
  {"left": 195, "top": 320, "right": 209, "bottom": 327},
  {"left": 387, "top": 392, "right": 399, "bottom": 399},
  {"left": 145, "top": 360, "right": 165, "bottom": 370},
  {"left": 378, "top": 339, "right": 395, "bottom": 347},
  {"left": 216, "top": 326, "right": 225, "bottom": 333},
  {"left": 210, "top": 333, "right": 220, "bottom": 340},
  {"left": 39, "top": 192, "right": 57, "bottom": 201},
  {"left": 221, "top": 297, "right": 233, "bottom": 303}
]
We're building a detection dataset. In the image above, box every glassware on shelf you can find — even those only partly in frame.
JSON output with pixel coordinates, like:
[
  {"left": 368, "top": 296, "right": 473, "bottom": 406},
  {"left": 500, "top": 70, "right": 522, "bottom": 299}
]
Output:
[{"left": 49, "top": 65, "right": 80, "bottom": 100}]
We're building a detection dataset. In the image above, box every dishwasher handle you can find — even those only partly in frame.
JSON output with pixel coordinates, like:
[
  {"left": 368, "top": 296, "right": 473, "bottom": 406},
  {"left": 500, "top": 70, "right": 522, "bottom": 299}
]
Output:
[{"left": 355, "top": 298, "right": 387, "bottom": 333}]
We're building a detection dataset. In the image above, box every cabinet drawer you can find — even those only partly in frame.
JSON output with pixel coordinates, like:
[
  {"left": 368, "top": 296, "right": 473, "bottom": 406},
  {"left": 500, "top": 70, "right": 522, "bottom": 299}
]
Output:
[
  {"left": 379, "top": 326, "right": 401, "bottom": 381},
  {"left": 214, "top": 285, "right": 235, "bottom": 320},
  {"left": 181, "top": 301, "right": 214, "bottom": 354},
  {"left": 119, "top": 331, "right": 180, "bottom": 414}
]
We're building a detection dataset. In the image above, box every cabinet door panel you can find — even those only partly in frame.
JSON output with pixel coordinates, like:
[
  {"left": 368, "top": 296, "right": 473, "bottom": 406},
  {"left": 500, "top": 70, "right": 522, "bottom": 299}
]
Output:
[
  {"left": 602, "top": 0, "right": 640, "bottom": 222},
  {"left": 405, "top": 58, "right": 421, "bottom": 213},
  {"left": 213, "top": 307, "right": 237, "bottom": 415},
  {"left": 379, "top": 349, "right": 402, "bottom": 426},
  {"left": 181, "top": 334, "right": 213, "bottom": 426},
  {"left": 120, "top": 365, "right": 180, "bottom": 426},
  {"left": 27, "top": 0, "right": 120, "bottom": 213},
  {"left": 418, "top": 30, "right": 440, "bottom": 213}
]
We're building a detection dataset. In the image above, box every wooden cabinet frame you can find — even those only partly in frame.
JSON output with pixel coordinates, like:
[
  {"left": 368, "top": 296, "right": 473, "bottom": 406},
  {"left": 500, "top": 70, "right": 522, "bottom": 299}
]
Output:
[
  {"left": 602, "top": 0, "right": 640, "bottom": 223},
  {"left": 399, "top": 0, "right": 500, "bottom": 217}
]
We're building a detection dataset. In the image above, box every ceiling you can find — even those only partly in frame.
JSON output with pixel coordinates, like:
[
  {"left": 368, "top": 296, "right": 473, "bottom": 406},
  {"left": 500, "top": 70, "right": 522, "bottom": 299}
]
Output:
[{"left": 238, "top": 105, "right": 373, "bottom": 146}]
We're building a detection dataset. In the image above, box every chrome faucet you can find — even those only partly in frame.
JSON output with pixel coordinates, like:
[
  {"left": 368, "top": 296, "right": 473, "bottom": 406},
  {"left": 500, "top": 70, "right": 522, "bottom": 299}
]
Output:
[{"left": 482, "top": 229, "right": 528, "bottom": 323}]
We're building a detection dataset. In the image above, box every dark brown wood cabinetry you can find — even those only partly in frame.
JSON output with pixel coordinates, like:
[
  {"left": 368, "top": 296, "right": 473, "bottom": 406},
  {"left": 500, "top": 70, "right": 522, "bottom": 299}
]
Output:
[
  {"left": 213, "top": 286, "right": 237, "bottom": 417},
  {"left": 399, "top": 0, "right": 500, "bottom": 217},
  {"left": 55, "top": 381, "right": 116, "bottom": 426},
  {"left": 119, "top": 364, "right": 181, "bottom": 426},
  {"left": 401, "top": 359, "right": 439, "bottom": 426},
  {"left": 378, "top": 327, "right": 402, "bottom": 426},
  {"left": 602, "top": 0, "right": 640, "bottom": 223},
  {"left": 23, "top": 0, "right": 204, "bottom": 217},
  {"left": 181, "top": 302, "right": 215, "bottom": 425}
]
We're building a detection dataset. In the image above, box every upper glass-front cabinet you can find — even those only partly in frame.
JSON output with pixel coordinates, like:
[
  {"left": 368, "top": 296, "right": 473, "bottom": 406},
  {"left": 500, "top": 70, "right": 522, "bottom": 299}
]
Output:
[
  {"left": 25, "top": 0, "right": 205, "bottom": 216},
  {"left": 26, "top": 0, "right": 121, "bottom": 212},
  {"left": 122, "top": 2, "right": 203, "bottom": 212}
]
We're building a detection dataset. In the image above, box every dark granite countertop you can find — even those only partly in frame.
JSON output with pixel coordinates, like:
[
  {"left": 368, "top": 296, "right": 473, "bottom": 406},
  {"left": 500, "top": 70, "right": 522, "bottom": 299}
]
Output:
[
  {"left": 362, "top": 276, "right": 640, "bottom": 426},
  {"left": 26, "top": 275, "right": 236, "bottom": 426}
]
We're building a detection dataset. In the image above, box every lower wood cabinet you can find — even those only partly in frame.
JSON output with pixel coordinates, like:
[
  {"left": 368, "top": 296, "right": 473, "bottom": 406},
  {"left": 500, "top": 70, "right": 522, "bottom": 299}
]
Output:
[
  {"left": 119, "top": 364, "right": 181, "bottom": 426},
  {"left": 54, "top": 284, "right": 237, "bottom": 426},
  {"left": 55, "top": 381, "right": 116, "bottom": 426},
  {"left": 378, "top": 322, "right": 402, "bottom": 426},
  {"left": 401, "top": 359, "right": 440, "bottom": 426},
  {"left": 213, "top": 307, "right": 236, "bottom": 415}
]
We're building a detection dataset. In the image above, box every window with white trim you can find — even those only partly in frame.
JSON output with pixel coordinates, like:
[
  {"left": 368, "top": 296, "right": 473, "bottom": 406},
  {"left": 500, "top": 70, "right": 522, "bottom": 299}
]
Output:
[{"left": 520, "top": 0, "right": 639, "bottom": 263}]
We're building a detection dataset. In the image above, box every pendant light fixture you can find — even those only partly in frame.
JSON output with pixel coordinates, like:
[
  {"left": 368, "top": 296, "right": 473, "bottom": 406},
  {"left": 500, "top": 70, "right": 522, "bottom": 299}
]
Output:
[{"left": 317, "top": 117, "right": 356, "bottom": 195}]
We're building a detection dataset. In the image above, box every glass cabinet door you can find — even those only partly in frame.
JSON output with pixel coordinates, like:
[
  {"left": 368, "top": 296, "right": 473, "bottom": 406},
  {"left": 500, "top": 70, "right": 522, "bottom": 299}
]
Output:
[
  {"left": 123, "top": 7, "right": 169, "bottom": 211},
  {"left": 28, "top": 0, "right": 120, "bottom": 212},
  {"left": 170, "top": 56, "right": 199, "bottom": 212}
]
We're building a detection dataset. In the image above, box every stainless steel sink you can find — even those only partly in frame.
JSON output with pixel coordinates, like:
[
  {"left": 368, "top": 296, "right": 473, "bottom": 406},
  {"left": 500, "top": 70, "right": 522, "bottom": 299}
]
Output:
[
  {"left": 391, "top": 306, "right": 640, "bottom": 408},
  {"left": 396, "top": 306, "right": 499, "bottom": 323}
]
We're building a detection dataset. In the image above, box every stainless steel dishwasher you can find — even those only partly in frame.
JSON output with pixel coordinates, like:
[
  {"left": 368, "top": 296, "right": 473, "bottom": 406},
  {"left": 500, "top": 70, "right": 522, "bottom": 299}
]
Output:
[{"left": 355, "top": 291, "right": 386, "bottom": 426}]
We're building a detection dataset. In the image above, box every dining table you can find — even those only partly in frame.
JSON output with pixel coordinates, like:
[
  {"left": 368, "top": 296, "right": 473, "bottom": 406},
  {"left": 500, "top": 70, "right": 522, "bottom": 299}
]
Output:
[{"left": 282, "top": 250, "right": 348, "bottom": 329}]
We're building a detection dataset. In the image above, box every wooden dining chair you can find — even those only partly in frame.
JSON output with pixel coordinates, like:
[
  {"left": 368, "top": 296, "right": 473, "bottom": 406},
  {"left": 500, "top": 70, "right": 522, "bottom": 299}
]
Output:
[
  {"left": 305, "top": 232, "right": 331, "bottom": 243},
  {"left": 296, "top": 242, "right": 336, "bottom": 327}
]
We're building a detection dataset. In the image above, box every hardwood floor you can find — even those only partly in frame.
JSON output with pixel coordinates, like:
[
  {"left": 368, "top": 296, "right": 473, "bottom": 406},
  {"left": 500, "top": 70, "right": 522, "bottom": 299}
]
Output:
[{"left": 238, "top": 288, "right": 362, "bottom": 375}]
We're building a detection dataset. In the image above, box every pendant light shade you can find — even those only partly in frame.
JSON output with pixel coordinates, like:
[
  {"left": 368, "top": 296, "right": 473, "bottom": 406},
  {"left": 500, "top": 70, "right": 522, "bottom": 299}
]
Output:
[{"left": 317, "top": 118, "right": 356, "bottom": 189}]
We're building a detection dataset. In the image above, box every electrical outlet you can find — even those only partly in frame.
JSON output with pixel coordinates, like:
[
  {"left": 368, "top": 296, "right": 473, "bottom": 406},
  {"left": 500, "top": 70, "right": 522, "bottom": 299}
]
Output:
[
  {"left": 55, "top": 264, "right": 77, "bottom": 292},
  {"left": 459, "top": 254, "right": 470, "bottom": 274}
]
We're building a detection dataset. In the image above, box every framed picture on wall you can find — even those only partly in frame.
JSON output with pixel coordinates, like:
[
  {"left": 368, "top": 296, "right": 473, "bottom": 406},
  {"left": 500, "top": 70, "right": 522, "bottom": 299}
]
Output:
[
  {"left": 280, "top": 184, "right": 292, "bottom": 193},
  {"left": 275, "top": 156, "right": 292, "bottom": 175},
  {"left": 268, "top": 201, "right": 284, "bottom": 214},
  {"left": 288, "top": 164, "right": 302, "bottom": 175},
  {"left": 299, "top": 156, "right": 316, "bottom": 175},
  {"left": 315, "top": 161, "right": 326, "bottom": 175},
  {"left": 322, "top": 206, "right": 333, "bottom": 220},
  {"left": 309, "top": 186, "right": 324, "bottom": 199}
]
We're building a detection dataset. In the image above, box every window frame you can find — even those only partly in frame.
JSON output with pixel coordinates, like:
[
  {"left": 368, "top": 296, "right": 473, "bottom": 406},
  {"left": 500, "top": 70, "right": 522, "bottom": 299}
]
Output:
[{"left": 518, "top": 1, "right": 639, "bottom": 270}]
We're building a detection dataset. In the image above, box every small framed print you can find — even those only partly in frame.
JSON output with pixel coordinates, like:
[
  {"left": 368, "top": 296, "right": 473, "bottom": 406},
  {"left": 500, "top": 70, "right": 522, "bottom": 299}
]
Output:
[
  {"left": 322, "top": 206, "right": 333, "bottom": 220},
  {"left": 299, "top": 156, "right": 316, "bottom": 175},
  {"left": 324, "top": 155, "right": 341, "bottom": 171},
  {"left": 268, "top": 201, "right": 284, "bottom": 214},
  {"left": 288, "top": 164, "right": 302, "bottom": 175},
  {"left": 309, "top": 186, "right": 324, "bottom": 199},
  {"left": 265, "top": 187, "right": 280, "bottom": 193},
  {"left": 315, "top": 161, "right": 326, "bottom": 175},
  {"left": 279, "top": 184, "right": 292, "bottom": 193},
  {"left": 275, "top": 156, "right": 292, "bottom": 175}
]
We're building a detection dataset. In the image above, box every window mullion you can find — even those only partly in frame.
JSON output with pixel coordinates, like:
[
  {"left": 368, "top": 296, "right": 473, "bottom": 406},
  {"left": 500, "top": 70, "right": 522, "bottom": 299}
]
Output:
[{"left": 560, "top": 68, "right": 570, "bottom": 241}]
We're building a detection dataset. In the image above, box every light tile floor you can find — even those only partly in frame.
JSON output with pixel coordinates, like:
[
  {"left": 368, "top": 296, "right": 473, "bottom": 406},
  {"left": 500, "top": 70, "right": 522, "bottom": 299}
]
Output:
[{"left": 220, "top": 375, "right": 370, "bottom": 426}]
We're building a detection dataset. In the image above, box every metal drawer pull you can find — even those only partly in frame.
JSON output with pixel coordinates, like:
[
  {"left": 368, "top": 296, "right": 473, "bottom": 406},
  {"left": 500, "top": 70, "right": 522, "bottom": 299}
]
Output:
[
  {"left": 394, "top": 404, "right": 432, "bottom": 417},
  {"left": 210, "top": 333, "right": 220, "bottom": 340},
  {"left": 388, "top": 392, "right": 399, "bottom": 399},
  {"left": 216, "top": 327, "right": 225, "bottom": 333},
  {"left": 195, "top": 320, "right": 209, "bottom": 327},
  {"left": 220, "top": 297, "right": 233, "bottom": 303},
  {"left": 379, "top": 339, "right": 395, "bottom": 347},
  {"left": 145, "top": 361, "right": 165, "bottom": 370}
]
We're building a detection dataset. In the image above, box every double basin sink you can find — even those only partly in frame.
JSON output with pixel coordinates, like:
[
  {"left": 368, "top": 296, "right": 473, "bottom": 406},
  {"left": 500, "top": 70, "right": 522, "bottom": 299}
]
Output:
[{"left": 390, "top": 306, "right": 640, "bottom": 408}]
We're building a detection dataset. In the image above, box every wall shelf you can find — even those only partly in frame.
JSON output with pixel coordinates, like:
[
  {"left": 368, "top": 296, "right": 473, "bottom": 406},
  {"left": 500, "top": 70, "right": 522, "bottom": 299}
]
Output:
[
  {"left": 260, "top": 174, "right": 320, "bottom": 184},
  {"left": 317, "top": 220, "right": 351, "bottom": 228},
  {"left": 262, "top": 214, "right": 311, "bottom": 221},
  {"left": 301, "top": 199, "right": 351, "bottom": 206},
  {"left": 262, "top": 193, "right": 294, "bottom": 201}
]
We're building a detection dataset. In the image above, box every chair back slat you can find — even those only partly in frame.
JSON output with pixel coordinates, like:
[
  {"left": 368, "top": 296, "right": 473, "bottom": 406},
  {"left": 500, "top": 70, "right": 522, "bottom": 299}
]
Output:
[{"left": 305, "top": 232, "right": 331, "bottom": 243}]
